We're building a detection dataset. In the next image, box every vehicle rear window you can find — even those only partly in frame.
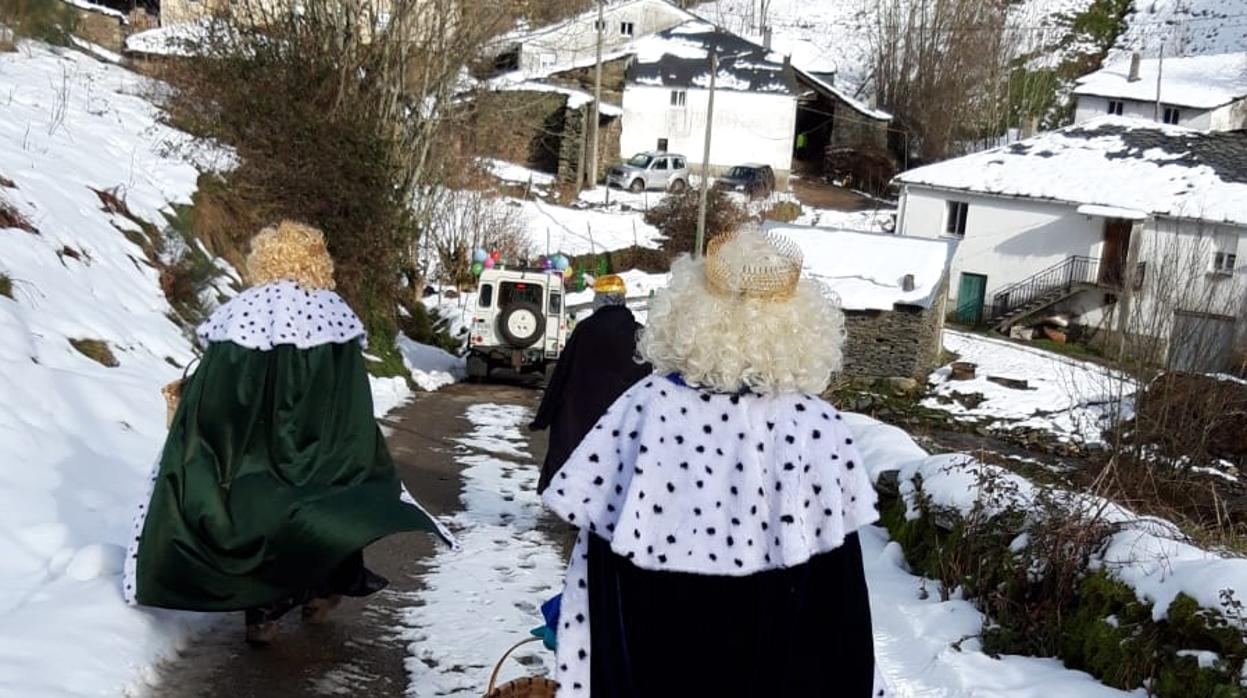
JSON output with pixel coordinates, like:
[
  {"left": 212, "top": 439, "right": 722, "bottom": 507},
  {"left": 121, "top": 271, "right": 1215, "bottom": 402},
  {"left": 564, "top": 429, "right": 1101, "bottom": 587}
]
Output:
[
  {"left": 500, "top": 281, "right": 543, "bottom": 306},
  {"left": 549, "top": 291, "right": 562, "bottom": 314},
  {"left": 478, "top": 284, "right": 494, "bottom": 308}
]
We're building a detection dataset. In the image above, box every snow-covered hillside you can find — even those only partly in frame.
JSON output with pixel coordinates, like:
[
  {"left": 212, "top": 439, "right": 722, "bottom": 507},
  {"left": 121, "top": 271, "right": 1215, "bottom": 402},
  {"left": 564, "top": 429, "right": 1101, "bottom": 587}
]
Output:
[
  {"left": 1113, "top": 0, "right": 1247, "bottom": 60},
  {"left": 0, "top": 42, "right": 230, "bottom": 696}
]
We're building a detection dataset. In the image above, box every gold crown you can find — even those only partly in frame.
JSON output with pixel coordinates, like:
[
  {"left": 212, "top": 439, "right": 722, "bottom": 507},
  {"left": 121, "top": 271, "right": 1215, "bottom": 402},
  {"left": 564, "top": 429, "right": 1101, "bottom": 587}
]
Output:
[
  {"left": 704, "top": 231, "right": 803, "bottom": 300},
  {"left": 594, "top": 274, "right": 627, "bottom": 295}
]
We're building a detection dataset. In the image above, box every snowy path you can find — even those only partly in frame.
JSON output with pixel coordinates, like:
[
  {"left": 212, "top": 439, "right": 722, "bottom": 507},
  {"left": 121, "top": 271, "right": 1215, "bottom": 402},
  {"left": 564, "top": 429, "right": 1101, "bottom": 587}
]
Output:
[{"left": 401, "top": 403, "right": 566, "bottom": 696}]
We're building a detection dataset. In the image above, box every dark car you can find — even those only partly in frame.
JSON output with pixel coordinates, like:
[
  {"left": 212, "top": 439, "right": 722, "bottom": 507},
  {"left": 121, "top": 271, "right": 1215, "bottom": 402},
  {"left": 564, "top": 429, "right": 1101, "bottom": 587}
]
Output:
[{"left": 715, "top": 164, "right": 776, "bottom": 198}]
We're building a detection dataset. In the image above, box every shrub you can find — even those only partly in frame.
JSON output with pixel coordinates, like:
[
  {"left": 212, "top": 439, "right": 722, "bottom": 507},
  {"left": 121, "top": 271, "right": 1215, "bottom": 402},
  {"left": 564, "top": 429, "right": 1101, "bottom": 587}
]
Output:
[
  {"left": 0, "top": 272, "right": 12, "bottom": 299},
  {"left": 69, "top": 338, "right": 118, "bottom": 367},
  {"left": 0, "top": 0, "right": 78, "bottom": 46},
  {"left": 0, "top": 198, "right": 37, "bottom": 234},
  {"left": 644, "top": 187, "right": 747, "bottom": 259},
  {"left": 763, "top": 200, "right": 802, "bottom": 223}
]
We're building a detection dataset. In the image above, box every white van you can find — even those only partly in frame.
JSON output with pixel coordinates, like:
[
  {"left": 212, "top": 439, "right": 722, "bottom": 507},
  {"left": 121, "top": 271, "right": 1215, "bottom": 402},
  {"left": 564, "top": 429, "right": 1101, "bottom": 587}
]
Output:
[{"left": 466, "top": 267, "right": 567, "bottom": 380}]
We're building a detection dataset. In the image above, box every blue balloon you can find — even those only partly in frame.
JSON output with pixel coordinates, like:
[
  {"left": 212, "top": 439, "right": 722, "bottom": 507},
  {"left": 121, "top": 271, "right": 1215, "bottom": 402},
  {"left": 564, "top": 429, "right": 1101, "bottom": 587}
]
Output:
[
  {"left": 472, "top": 248, "right": 488, "bottom": 263},
  {"left": 554, "top": 255, "right": 570, "bottom": 271}
]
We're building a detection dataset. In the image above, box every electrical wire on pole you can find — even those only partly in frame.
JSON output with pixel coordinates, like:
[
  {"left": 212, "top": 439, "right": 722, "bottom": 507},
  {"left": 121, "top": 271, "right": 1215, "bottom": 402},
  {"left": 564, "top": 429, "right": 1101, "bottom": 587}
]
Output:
[{"left": 695, "top": 51, "right": 718, "bottom": 259}]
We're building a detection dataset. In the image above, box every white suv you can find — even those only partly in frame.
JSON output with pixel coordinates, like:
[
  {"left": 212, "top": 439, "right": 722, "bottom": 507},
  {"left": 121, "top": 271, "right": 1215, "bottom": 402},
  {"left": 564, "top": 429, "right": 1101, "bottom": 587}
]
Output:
[
  {"left": 466, "top": 267, "right": 567, "bottom": 380},
  {"left": 606, "top": 152, "right": 690, "bottom": 193}
]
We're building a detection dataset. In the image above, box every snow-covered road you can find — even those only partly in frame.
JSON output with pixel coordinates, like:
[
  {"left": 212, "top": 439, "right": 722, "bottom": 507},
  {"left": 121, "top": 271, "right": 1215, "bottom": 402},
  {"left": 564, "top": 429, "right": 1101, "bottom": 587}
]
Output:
[{"left": 394, "top": 396, "right": 1138, "bottom": 698}]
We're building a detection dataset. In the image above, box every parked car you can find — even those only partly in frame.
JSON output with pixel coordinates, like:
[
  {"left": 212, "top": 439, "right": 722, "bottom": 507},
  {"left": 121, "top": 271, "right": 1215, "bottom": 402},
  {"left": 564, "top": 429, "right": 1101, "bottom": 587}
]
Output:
[
  {"left": 606, "top": 152, "right": 690, "bottom": 193},
  {"left": 715, "top": 163, "right": 775, "bottom": 198},
  {"left": 466, "top": 267, "right": 567, "bottom": 381}
]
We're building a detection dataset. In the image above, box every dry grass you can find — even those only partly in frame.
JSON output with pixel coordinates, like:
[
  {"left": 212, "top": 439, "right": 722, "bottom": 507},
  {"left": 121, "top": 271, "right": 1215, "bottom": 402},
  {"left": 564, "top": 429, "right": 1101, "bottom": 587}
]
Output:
[
  {"left": 0, "top": 198, "right": 37, "bottom": 234},
  {"left": 69, "top": 338, "right": 119, "bottom": 367}
]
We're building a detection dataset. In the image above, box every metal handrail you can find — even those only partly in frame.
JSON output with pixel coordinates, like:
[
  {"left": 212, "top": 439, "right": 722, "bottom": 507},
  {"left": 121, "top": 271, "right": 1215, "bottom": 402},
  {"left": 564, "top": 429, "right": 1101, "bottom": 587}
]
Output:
[{"left": 987, "top": 255, "right": 1107, "bottom": 323}]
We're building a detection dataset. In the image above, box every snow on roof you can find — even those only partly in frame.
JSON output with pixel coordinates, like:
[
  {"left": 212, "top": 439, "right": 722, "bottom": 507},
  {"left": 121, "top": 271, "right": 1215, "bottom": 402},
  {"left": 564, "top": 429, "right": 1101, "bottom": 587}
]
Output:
[
  {"left": 628, "top": 20, "right": 795, "bottom": 95},
  {"left": 1074, "top": 52, "right": 1247, "bottom": 109},
  {"left": 62, "top": 0, "right": 126, "bottom": 21},
  {"left": 896, "top": 117, "right": 1247, "bottom": 227},
  {"left": 768, "top": 223, "right": 956, "bottom": 311},
  {"left": 794, "top": 68, "right": 891, "bottom": 122},
  {"left": 510, "top": 0, "right": 695, "bottom": 44},
  {"left": 124, "top": 20, "right": 213, "bottom": 57},
  {"left": 488, "top": 79, "right": 623, "bottom": 115}
]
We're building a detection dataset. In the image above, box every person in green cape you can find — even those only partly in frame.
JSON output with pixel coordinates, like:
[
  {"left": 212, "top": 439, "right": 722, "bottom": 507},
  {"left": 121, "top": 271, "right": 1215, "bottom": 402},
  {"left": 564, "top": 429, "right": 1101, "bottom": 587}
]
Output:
[{"left": 124, "top": 220, "right": 457, "bottom": 644}]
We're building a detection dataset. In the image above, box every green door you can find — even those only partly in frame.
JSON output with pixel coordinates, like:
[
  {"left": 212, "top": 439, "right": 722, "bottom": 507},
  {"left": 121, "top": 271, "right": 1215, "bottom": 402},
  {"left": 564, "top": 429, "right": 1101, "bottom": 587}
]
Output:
[{"left": 956, "top": 273, "right": 987, "bottom": 325}]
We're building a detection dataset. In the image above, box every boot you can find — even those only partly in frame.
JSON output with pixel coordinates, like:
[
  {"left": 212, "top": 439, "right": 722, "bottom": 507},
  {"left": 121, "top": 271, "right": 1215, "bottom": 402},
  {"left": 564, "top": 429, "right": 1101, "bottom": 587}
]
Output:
[
  {"left": 245, "top": 620, "right": 279, "bottom": 646},
  {"left": 301, "top": 594, "right": 343, "bottom": 625}
]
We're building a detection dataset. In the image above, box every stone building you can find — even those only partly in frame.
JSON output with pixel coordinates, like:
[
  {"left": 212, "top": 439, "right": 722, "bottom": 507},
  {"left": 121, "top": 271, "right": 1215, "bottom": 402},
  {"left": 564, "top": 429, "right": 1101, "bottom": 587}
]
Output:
[{"left": 772, "top": 223, "right": 957, "bottom": 381}]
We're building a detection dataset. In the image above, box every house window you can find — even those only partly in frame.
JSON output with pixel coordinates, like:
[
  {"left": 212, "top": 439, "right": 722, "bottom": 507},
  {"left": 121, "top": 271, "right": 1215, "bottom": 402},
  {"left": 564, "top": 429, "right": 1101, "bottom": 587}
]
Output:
[
  {"left": 538, "top": 52, "right": 556, "bottom": 69},
  {"left": 945, "top": 200, "right": 969, "bottom": 237},
  {"left": 1107, "top": 100, "right": 1124, "bottom": 116},
  {"left": 1163, "top": 107, "right": 1181, "bottom": 125},
  {"left": 620, "top": 21, "right": 635, "bottom": 36},
  {"left": 670, "top": 90, "right": 687, "bottom": 107},
  {"left": 1213, "top": 251, "right": 1237, "bottom": 276},
  {"left": 594, "top": 19, "right": 605, "bottom": 31},
  {"left": 656, "top": 138, "right": 669, "bottom": 152}
]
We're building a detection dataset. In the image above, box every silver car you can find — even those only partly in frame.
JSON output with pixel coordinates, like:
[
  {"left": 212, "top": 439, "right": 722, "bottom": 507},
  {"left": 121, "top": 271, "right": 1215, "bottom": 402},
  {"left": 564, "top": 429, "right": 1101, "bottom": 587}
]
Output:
[{"left": 606, "top": 152, "right": 690, "bottom": 193}]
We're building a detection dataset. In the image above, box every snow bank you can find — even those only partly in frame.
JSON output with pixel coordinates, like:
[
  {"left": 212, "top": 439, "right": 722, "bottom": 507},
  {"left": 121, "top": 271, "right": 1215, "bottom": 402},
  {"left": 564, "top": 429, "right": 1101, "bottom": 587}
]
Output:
[
  {"left": 479, "top": 158, "right": 555, "bottom": 187},
  {"left": 845, "top": 409, "right": 1247, "bottom": 629},
  {"left": 520, "top": 197, "right": 664, "bottom": 256},
  {"left": 0, "top": 42, "right": 230, "bottom": 696},
  {"left": 397, "top": 336, "right": 465, "bottom": 392},
  {"left": 924, "top": 330, "right": 1130, "bottom": 445},
  {"left": 1112, "top": 0, "right": 1247, "bottom": 65},
  {"left": 125, "top": 20, "right": 214, "bottom": 58}
]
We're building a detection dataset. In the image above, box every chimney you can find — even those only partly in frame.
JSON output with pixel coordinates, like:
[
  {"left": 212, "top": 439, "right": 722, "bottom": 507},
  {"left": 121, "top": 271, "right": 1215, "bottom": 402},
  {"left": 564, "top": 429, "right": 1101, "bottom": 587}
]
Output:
[
  {"left": 763, "top": 26, "right": 773, "bottom": 50},
  {"left": 902, "top": 274, "right": 916, "bottom": 292},
  {"left": 1128, "top": 52, "right": 1142, "bottom": 82}
]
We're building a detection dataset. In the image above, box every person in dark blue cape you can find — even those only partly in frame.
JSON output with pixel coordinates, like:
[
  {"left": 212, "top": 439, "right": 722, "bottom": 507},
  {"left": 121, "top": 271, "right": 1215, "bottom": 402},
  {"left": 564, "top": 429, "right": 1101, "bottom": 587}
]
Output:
[
  {"left": 531, "top": 275, "right": 651, "bottom": 494},
  {"left": 541, "top": 231, "right": 891, "bottom": 697}
]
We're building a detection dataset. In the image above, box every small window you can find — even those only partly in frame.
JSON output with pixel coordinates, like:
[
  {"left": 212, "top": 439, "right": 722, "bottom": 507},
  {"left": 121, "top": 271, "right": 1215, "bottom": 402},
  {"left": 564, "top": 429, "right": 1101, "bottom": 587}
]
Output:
[
  {"left": 593, "top": 19, "right": 604, "bottom": 31},
  {"left": 653, "top": 158, "right": 669, "bottom": 171},
  {"left": 478, "top": 284, "right": 494, "bottom": 308},
  {"left": 1213, "top": 251, "right": 1237, "bottom": 276},
  {"left": 538, "top": 52, "right": 556, "bottom": 69},
  {"left": 548, "top": 291, "right": 562, "bottom": 314},
  {"left": 1107, "top": 100, "right": 1124, "bottom": 116},
  {"left": 620, "top": 21, "right": 635, "bottom": 36},
  {"left": 670, "top": 90, "right": 687, "bottom": 107},
  {"left": 945, "top": 201, "right": 969, "bottom": 237},
  {"left": 1163, "top": 107, "right": 1181, "bottom": 125},
  {"left": 656, "top": 137, "right": 668, "bottom": 152}
]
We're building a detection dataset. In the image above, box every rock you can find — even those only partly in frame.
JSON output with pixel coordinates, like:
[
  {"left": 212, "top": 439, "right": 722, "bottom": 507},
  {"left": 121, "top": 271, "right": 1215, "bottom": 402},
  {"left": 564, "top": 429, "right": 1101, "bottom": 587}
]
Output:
[
  {"left": 880, "top": 377, "right": 920, "bottom": 394},
  {"left": 950, "top": 362, "right": 977, "bottom": 380}
]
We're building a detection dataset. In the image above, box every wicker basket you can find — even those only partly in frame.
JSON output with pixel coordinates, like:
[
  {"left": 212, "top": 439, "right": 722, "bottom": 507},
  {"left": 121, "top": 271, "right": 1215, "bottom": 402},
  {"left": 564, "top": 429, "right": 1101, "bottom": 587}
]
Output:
[{"left": 483, "top": 637, "right": 558, "bottom": 698}]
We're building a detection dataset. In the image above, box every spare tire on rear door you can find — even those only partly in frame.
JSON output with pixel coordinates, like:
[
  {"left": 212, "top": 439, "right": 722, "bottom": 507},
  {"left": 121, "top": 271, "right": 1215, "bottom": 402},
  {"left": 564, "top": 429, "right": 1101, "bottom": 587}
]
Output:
[{"left": 497, "top": 301, "right": 547, "bottom": 348}]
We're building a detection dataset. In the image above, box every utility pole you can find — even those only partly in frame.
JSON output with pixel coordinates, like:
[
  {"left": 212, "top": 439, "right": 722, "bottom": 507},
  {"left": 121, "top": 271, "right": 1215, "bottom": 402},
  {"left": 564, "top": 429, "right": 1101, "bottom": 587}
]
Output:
[
  {"left": 695, "top": 51, "right": 719, "bottom": 258},
  {"left": 588, "top": 0, "right": 605, "bottom": 190},
  {"left": 1154, "top": 41, "right": 1165, "bottom": 123}
]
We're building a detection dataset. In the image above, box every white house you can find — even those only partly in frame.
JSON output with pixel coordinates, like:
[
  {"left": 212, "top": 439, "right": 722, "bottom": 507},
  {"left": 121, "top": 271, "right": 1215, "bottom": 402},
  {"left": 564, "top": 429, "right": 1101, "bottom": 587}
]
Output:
[
  {"left": 496, "top": 0, "right": 693, "bottom": 76},
  {"left": 895, "top": 117, "right": 1247, "bottom": 372},
  {"left": 620, "top": 21, "right": 798, "bottom": 184},
  {"left": 1073, "top": 52, "right": 1247, "bottom": 131}
]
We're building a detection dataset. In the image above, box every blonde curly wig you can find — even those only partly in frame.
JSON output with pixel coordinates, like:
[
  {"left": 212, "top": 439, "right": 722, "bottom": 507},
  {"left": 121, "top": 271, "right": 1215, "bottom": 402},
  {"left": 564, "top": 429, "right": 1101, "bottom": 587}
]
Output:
[
  {"left": 638, "top": 231, "right": 845, "bottom": 395},
  {"left": 245, "top": 220, "right": 336, "bottom": 291}
]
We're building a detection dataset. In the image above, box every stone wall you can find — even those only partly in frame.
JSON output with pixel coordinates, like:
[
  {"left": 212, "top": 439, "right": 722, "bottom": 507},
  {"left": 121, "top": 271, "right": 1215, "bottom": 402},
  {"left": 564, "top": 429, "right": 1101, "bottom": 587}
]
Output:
[
  {"left": 841, "top": 278, "right": 948, "bottom": 380},
  {"left": 70, "top": 7, "right": 124, "bottom": 52},
  {"left": 558, "top": 106, "right": 621, "bottom": 185},
  {"left": 464, "top": 90, "right": 567, "bottom": 173},
  {"left": 829, "top": 101, "right": 888, "bottom": 152}
]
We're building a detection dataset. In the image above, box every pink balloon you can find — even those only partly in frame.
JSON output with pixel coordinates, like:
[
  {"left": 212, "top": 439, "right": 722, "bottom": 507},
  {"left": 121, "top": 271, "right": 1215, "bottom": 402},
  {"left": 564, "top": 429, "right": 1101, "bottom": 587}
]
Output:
[{"left": 483, "top": 257, "right": 495, "bottom": 269}]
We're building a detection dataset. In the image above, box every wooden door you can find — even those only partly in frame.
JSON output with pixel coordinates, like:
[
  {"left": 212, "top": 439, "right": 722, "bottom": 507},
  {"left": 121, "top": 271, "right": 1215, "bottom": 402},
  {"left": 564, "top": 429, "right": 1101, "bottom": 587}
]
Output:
[
  {"left": 1100, "top": 219, "right": 1132, "bottom": 286},
  {"left": 956, "top": 273, "right": 988, "bottom": 325}
]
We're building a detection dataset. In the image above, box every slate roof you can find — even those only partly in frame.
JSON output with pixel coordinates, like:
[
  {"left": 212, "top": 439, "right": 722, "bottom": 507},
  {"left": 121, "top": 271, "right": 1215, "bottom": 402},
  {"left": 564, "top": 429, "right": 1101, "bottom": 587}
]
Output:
[
  {"left": 626, "top": 20, "right": 796, "bottom": 95},
  {"left": 896, "top": 117, "right": 1247, "bottom": 227}
]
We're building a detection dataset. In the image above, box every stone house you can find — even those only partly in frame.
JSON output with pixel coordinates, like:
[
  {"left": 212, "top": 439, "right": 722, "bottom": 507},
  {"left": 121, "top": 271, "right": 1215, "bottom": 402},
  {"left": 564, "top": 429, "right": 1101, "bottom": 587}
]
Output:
[{"left": 771, "top": 223, "right": 957, "bottom": 381}]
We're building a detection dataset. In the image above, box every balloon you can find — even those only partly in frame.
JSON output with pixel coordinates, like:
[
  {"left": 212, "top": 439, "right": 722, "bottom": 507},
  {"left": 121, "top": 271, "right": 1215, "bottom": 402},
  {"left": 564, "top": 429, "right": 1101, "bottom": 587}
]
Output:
[
  {"left": 483, "top": 256, "right": 495, "bottom": 269},
  {"left": 471, "top": 261, "right": 484, "bottom": 276},
  {"left": 472, "top": 249, "right": 487, "bottom": 263},
  {"left": 490, "top": 250, "right": 502, "bottom": 261},
  {"left": 541, "top": 257, "right": 554, "bottom": 270},
  {"left": 554, "top": 255, "right": 570, "bottom": 271}
]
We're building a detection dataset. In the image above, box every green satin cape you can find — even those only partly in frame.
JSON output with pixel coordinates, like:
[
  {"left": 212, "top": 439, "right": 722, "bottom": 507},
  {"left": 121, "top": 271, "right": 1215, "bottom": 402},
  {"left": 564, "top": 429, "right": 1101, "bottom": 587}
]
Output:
[{"left": 134, "top": 339, "right": 439, "bottom": 611}]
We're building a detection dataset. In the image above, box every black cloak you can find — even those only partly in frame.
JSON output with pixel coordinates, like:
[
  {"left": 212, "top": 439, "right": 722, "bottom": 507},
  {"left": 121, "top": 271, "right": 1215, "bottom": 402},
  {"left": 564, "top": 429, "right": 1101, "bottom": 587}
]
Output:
[{"left": 531, "top": 305, "right": 652, "bottom": 493}]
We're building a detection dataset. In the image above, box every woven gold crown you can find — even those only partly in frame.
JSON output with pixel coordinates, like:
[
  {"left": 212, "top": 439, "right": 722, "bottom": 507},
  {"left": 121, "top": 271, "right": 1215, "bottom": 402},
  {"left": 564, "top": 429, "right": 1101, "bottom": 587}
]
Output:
[{"left": 704, "top": 231, "right": 803, "bottom": 300}]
